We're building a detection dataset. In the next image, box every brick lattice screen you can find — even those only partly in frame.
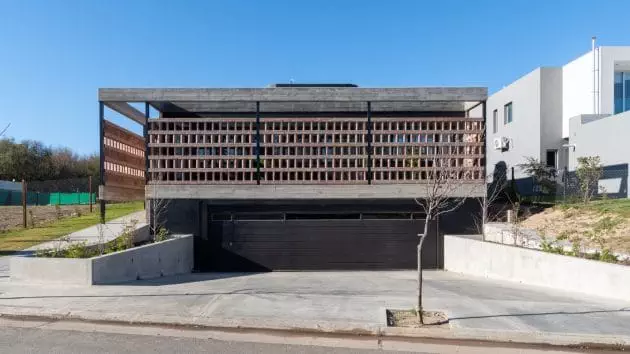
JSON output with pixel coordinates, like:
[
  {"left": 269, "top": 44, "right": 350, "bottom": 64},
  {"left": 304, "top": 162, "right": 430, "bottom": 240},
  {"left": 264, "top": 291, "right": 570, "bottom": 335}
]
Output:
[{"left": 147, "top": 117, "right": 484, "bottom": 184}]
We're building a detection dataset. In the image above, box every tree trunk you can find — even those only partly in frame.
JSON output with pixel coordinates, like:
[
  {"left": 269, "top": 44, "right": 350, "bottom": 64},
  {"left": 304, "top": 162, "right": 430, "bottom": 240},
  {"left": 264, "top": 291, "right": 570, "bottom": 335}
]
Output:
[
  {"left": 416, "top": 217, "right": 431, "bottom": 324},
  {"left": 481, "top": 197, "right": 487, "bottom": 241}
]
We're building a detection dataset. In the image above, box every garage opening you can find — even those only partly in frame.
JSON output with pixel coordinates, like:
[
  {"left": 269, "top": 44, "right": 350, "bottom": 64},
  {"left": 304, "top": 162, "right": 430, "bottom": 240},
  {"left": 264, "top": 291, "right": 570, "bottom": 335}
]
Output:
[{"left": 198, "top": 204, "right": 440, "bottom": 272}]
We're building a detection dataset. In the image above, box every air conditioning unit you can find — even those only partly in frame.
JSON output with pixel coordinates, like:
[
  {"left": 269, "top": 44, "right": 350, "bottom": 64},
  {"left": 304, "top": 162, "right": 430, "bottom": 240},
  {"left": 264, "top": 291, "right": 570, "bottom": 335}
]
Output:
[
  {"left": 493, "top": 137, "right": 510, "bottom": 151},
  {"left": 493, "top": 138, "right": 502, "bottom": 150},
  {"left": 501, "top": 136, "right": 510, "bottom": 150}
]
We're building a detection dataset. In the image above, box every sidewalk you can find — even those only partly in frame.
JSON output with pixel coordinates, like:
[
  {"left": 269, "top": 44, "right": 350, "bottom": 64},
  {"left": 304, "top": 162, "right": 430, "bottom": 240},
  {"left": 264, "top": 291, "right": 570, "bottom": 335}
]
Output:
[{"left": 0, "top": 271, "right": 628, "bottom": 348}]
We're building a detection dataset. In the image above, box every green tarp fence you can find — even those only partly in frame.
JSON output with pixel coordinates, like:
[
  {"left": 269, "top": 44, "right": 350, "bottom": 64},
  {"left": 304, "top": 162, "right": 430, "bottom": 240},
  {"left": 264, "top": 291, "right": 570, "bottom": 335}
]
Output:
[{"left": 0, "top": 189, "right": 96, "bottom": 206}]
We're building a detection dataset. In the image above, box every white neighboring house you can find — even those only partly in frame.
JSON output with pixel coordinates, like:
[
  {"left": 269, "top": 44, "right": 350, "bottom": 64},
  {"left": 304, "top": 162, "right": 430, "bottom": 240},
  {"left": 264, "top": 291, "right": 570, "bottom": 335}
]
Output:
[{"left": 486, "top": 43, "right": 630, "bottom": 197}]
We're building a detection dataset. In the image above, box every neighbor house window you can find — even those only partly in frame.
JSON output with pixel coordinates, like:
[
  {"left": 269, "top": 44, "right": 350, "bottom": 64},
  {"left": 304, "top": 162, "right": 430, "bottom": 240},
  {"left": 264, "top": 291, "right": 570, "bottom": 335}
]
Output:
[
  {"left": 492, "top": 109, "right": 498, "bottom": 133},
  {"left": 615, "top": 71, "right": 630, "bottom": 114},
  {"left": 504, "top": 102, "right": 513, "bottom": 124}
]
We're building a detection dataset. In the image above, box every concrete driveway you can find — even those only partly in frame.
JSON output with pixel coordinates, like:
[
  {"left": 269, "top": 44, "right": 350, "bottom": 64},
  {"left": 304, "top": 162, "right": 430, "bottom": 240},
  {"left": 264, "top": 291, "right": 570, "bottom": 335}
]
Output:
[{"left": 0, "top": 270, "right": 628, "bottom": 338}]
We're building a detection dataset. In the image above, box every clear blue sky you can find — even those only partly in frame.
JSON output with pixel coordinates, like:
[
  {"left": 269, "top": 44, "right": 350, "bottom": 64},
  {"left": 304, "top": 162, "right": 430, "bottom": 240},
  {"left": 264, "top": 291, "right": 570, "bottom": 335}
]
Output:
[{"left": 0, "top": 0, "right": 628, "bottom": 155}]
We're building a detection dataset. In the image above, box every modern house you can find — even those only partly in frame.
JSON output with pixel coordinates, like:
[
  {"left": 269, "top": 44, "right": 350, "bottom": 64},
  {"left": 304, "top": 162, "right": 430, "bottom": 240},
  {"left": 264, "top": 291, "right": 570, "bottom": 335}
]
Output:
[
  {"left": 486, "top": 42, "right": 630, "bottom": 197},
  {"left": 98, "top": 85, "right": 487, "bottom": 271}
]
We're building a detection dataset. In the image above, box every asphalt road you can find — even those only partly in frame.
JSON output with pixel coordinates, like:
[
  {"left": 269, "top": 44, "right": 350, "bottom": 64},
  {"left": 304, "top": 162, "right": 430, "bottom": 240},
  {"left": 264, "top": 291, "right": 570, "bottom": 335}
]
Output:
[
  {"left": 0, "top": 318, "right": 606, "bottom": 354},
  {"left": 0, "top": 326, "right": 418, "bottom": 354}
]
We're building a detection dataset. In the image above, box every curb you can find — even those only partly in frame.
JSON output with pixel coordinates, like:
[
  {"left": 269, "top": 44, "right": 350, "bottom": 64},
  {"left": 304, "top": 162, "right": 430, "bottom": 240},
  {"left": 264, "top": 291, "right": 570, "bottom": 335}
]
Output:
[{"left": 0, "top": 307, "right": 628, "bottom": 351}]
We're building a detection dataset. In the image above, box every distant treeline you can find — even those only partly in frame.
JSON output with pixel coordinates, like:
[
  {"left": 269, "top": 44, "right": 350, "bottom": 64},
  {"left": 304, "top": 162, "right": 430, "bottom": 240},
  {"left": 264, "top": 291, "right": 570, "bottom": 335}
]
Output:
[{"left": 0, "top": 138, "right": 98, "bottom": 182}]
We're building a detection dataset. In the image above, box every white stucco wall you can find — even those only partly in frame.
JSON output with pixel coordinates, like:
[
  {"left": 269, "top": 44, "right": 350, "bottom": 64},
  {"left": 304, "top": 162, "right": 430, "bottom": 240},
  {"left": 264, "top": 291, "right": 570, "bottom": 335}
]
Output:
[
  {"left": 568, "top": 111, "right": 630, "bottom": 197},
  {"left": 539, "top": 68, "right": 565, "bottom": 171},
  {"left": 486, "top": 69, "right": 541, "bottom": 180},
  {"left": 562, "top": 51, "right": 595, "bottom": 138},
  {"left": 486, "top": 68, "right": 563, "bottom": 181},
  {"left": 562, "top": 46, "right": 630, "bottom": 138}
]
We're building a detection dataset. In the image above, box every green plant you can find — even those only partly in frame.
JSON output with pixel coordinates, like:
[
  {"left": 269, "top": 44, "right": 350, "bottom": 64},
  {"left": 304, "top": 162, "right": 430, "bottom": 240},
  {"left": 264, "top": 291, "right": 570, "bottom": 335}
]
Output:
[
  {"left": 568, "top": 239, "right": 582, "bottom": 257},
  {"left": 540, "top": 231, "right": 566, "bottom": 255},
  {"left": 598, "top": 249, "right": 618, "bottom": 263},
  {"left": 585, "top": 216, "right": 621, "bottom": 263},
  {"left": 155, "top": 226, "right": 170, "bottom": 242},
  {"left": 64, "top": 241, "right": 94, "bottom": 258},
  {"left": 576, "top": 156, "right": 603, "bottom": 204},
  {"left": 106, "top": 219, "right": 138, "bottom": 253},
  {"left": 518, "top": 157, "right": 557, "bottom": 195}
]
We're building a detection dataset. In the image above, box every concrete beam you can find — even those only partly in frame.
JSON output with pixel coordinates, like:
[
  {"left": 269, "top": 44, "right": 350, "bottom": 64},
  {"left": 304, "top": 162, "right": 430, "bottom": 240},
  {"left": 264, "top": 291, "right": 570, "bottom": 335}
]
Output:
[
  {"left": 145, "top": 183, "right": 485, "bottom": 200},
  {"left": 150, "top": 101, "right": 469, "bottom": 114},
  {"left": 100, "top": 87, "right": 488, "bottom": 103},
  {"left": 104, "top": 102, "right": 146, "bottom": 125}
]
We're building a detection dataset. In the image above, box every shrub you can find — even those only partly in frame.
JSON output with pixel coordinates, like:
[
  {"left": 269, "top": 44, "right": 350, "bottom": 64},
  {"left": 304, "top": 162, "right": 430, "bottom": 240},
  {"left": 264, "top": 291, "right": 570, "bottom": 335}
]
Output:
[
  {"left": 518, "top": 157, "right": 557, "bottom": 195},
  {"left": 105, "top": 219, "right": 138, "bottom": 253},
  {"left": 65, "top": 241, "right": 95, "bottom": 258},
  {"left": 155, "top": 226, "right": 170, "bottom": 242},
  {"left": 576, "top": 156, "right": 603, "bottom": 204}
]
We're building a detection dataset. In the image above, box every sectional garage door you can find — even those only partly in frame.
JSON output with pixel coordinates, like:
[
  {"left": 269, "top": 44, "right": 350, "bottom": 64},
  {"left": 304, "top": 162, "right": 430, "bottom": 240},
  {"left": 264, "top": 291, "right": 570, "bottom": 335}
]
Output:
[{"left": 201, "top": 211, "right": 440, "bottom": 271}]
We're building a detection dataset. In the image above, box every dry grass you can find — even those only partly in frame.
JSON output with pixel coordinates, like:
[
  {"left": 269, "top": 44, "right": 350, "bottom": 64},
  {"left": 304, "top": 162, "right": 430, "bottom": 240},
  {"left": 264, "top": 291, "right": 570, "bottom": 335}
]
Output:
[
  {"left": 0, "top": 205, "right": 93, "bottom": 232},
  {"left": 521, "top": 199, "right": 630, "bottom": 253}
]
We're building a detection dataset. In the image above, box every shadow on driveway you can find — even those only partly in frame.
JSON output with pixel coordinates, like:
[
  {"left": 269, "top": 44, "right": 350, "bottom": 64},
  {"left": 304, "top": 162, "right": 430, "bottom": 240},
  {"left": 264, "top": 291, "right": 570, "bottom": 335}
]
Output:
[
  {"left": 123, "top": 272, "right": 263, "bottom": 286},
  {"left": 449, "top": 307, "right": 630, "bottom": 321}
]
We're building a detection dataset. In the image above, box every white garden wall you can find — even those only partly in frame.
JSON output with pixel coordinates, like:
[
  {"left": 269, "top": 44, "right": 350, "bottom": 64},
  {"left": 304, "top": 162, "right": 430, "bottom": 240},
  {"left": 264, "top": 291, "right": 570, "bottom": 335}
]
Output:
[{"left": 444, "top": 234, "right": 630, "bottom": 301}]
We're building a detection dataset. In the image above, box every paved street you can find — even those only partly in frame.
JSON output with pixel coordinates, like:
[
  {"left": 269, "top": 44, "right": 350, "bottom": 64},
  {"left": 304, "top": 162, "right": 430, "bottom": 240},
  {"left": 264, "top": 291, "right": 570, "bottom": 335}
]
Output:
[
  {"left": 0, "top": 318, "right": 603, "bottom": 353},
  {"left": 0, "top": 270, "right": 629, "bottom": 341}
]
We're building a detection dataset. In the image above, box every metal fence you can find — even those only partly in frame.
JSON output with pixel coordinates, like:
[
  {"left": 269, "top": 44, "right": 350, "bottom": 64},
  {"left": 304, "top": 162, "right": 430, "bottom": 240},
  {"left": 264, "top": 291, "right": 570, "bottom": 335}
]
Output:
[
  {"left": 513, "top": 166, "right": 629, "bottom": 202},
  {"left": 0, "top": 177, "right": 97, "bottom": 206}
]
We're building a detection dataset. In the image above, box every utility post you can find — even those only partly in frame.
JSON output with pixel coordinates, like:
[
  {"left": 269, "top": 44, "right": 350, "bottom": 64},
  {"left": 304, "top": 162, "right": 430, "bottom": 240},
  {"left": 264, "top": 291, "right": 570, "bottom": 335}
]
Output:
[
  {"left": 21, "top": 179, "right": 27, "bottom": 228},
  {"left": 88, "top": 175, "right": 93, "bottom": 213}
]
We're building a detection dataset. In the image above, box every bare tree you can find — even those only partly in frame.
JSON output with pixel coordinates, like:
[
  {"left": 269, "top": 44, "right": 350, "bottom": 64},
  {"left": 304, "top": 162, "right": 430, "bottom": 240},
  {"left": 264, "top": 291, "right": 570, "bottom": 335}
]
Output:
[
  {"left": 149, "top": 187, "right": 171, "bottom": 241},
  {"left": 474, "top": 171, "right": 508, "bottom": 238},
  {"left": 0, "top": 123, "right": 9, "bottom": 138},
  {"left": 414, "top": 157, "right": 480, "bottom": 324}
]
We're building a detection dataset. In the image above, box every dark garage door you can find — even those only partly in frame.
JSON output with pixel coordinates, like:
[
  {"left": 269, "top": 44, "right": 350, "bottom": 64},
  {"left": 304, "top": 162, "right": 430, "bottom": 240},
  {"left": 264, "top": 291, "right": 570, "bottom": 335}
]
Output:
[{"left": 202, "top": 211, "right": 439, "bottom": 271}]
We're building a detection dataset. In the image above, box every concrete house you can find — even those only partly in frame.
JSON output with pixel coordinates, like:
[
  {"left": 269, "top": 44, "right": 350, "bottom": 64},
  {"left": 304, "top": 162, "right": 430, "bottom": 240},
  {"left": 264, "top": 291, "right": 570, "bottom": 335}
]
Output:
[
  {"left": 98, "top": 85, "right": 487, "bottom": 272},
  {"left": 486, "top": 42, "right": 630, "bottom": 197}
]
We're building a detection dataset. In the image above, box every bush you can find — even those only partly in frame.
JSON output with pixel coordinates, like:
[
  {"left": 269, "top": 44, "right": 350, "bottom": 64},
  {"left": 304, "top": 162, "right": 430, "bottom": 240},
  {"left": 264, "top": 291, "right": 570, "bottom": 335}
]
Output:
[
  {"left": 65, "top": 241, "right": 96, "bottom": 258},
  {"left": 155, "top": 226, "right": 170, "bottom": 242},
  {"left": 576, "top": 156, "right": 603, "bottom": 204},
  {"left": 105, "top": 219, "right": 138, "bottom": 253}
]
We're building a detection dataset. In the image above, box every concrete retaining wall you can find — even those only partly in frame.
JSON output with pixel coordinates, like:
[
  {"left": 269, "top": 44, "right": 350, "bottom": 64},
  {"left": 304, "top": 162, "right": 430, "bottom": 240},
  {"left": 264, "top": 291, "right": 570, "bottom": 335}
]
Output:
[
  {"left": 10, "top": 235, "right": 193, "bottom": 285},
  {"left": 10, "top": 257, "right": 92, "bottom": 286},
  {"left": 444, "top": 234, "right": 630, "bottom": 301}
]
